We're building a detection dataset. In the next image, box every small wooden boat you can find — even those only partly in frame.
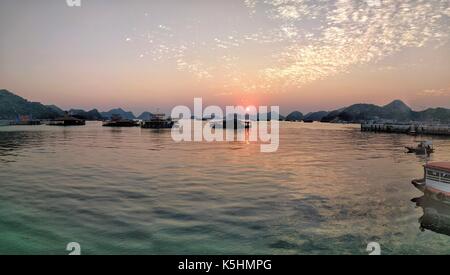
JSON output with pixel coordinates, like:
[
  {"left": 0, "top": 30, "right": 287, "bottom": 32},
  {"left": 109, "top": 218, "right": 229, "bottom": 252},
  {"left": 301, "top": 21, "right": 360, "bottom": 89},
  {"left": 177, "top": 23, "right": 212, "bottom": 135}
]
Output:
[
  {"left": 210, "top": 118, "right": 251, "bottom": 130},
  {"left": 48, "top": 112, "right": 85, "bottom": 126},
  {"left": 406, "top": 140, "right": 434, "bottom": 155},
  {"left": 103, "top": 115, "right": 139, "bottom": 127},
  {"left": 303, "top": 119, "right": 314, "bottom": 123},
  {"left": 412, "top": 162, "right": 450, "bottom": 204},
  {"left": 141, "top": 113, "right": 174, "bottom": 129}
]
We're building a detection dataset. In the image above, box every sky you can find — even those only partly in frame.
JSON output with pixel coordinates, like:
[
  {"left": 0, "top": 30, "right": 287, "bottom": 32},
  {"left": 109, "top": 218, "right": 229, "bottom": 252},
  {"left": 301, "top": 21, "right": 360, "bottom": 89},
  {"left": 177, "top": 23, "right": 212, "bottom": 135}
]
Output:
[{"left": 0, "top": 0, "right": 449, "bottom": 115}]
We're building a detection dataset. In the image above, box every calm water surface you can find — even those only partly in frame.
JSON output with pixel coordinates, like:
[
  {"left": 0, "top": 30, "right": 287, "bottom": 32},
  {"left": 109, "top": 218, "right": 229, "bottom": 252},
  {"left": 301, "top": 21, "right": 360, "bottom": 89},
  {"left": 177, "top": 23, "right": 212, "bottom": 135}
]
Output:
[{"left": 0, "top": 122, "right": 449, "bottom": 255}]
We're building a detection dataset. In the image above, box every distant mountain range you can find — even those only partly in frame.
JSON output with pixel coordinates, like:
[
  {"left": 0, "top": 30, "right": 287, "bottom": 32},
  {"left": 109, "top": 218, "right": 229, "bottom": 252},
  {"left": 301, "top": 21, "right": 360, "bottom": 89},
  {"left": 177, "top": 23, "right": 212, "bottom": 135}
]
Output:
[
  {"left": 285, "top": 100, "right": 450, "bottom": 123},
  {"left": 285, "top": 111, "right": 304, "bottom": 121},
  {"left": 137, "top": 112, "right": 154, "bottom": 120},
  {"left": 69, "top": 109, "right": 103, "bottom": 120},
  {"left": 0, "top": 89, "right": 61, "bottom": 119},
  {"left": 1, "top": 90, "right": 449, "bottom": 123},
  {"left": 101, "top": 108, "right": 136, "bottom": 120},
  {"left": 303, "top": 111, "right": 329, "bottom": 122},
  {"left": 100, "top": 109, "right": 155, "bottom": 120},
  {"left": 0, "top": 90, "right": 156, "bottom": 121},
  {"left": 319, "top": 100, "right": 450, "bottom": 123}
]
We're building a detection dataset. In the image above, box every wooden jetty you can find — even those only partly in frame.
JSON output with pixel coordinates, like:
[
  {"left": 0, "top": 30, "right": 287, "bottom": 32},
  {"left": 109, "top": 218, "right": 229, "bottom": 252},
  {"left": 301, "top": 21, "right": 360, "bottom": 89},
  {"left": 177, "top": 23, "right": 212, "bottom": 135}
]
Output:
[{"left": 361, "top": 122, "right": 450, "bottom": 136}]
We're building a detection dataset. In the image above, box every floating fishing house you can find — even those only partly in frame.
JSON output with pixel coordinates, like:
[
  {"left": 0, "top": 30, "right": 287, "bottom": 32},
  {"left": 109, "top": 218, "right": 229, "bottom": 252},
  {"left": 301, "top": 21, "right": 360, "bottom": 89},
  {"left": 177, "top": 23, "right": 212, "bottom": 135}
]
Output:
[
  {"left": 48, "top": 112, "right": 85, "bottom": 126},
  {"left": 103, "top": 115, "right": 139, "bottom": 127},
  {"left": 141, "top": 113, "right": 174, "bottom": 129}
]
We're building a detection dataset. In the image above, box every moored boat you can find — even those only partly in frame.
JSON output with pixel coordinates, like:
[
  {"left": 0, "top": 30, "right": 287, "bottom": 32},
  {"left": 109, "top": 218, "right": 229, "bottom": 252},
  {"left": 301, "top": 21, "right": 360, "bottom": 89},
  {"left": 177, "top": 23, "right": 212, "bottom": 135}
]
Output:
[
  {"left": 210, "top": 119, "right": 251, "bottom": 130},
  {"left": 103, "top": 115, "right": 139, "bottom": 127},
  {"left": 48, "top": 112, "right": 86, "bottom": 126},
  {"left": 412, "top": 162, "right": 450, "bottom": 204},
  {"left": 141, "top": 113, "right": 174, "bottom": 129},
  {"left": 406, "top": 140, "right": 434, "bottom": 155}
]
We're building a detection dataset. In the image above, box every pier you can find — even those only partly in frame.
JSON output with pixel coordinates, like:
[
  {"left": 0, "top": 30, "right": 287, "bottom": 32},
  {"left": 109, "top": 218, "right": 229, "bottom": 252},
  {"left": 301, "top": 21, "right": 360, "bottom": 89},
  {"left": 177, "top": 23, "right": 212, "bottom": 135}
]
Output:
[{"left": 361, "top": 123, "right": 450, "bottom": 136}]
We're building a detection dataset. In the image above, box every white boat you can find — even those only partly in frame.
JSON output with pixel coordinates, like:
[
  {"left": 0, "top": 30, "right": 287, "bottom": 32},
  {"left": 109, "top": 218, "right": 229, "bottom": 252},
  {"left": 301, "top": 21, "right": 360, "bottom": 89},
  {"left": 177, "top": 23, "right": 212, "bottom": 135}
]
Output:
[{"left": 412, "top": 162, "right": 450, "bottom": 203}]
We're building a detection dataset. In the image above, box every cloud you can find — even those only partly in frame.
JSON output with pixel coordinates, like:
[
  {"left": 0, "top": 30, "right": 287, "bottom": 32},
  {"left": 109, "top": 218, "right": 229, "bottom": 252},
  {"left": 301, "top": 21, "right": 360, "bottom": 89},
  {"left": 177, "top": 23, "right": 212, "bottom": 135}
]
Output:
[
  {"left": 251, "top": 0, "right": 450, "bottom": 88},
  {"left": 126, "top": 1, "right": 450, "bottom": 93},
  {"left": 419, "top": 87, "right": 450, "bottom": 97}
]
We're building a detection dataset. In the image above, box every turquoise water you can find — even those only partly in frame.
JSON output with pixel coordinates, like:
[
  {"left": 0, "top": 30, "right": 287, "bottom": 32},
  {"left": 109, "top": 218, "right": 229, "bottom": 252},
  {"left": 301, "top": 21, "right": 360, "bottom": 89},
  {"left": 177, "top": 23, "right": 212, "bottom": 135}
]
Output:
[{"left": 0, "top": 122, "right": 450, "bottom": 255}]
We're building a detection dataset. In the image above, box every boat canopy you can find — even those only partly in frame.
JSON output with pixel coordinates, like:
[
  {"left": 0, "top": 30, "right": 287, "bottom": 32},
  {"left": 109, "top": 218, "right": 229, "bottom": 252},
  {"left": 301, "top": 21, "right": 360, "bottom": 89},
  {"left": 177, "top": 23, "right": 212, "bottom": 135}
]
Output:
[
  {"left": 153, "top": 113, "right": 166, "bottom": 118},
  {"left": 420, "top": 140, "right": 433, "bottom": 147},
  {"left": 426, "top": 162, "right": 450, "bottom": 172}
]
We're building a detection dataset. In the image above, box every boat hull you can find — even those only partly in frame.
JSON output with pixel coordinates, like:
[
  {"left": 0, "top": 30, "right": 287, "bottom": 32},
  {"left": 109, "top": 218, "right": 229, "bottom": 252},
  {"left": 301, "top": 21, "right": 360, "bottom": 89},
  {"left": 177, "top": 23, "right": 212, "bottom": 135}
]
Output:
[
  {"left": 405, "top": 146, "right": 434, "bottom": 154},
  {"left": 141, "top": 121, "right": 174, "bottom": 129},
  {"left": 211, "top": 120, "right": 251, "bottom": 130},
  {"left": 103, "top": 121, "right": 139, "bottom": 127},
  {"left": 412, "top": 179, "right": 450, "bottom": 205},
  {"left": 48, "top": 120, "right": 86, "bottom": 126}
]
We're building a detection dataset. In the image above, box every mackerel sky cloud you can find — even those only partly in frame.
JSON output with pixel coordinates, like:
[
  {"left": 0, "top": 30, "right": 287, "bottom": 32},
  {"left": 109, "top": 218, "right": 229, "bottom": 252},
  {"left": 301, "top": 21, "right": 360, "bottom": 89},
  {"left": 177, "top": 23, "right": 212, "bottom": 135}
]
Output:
[{"left": 126, "top": 0, "right": 450, "bottom": 92}]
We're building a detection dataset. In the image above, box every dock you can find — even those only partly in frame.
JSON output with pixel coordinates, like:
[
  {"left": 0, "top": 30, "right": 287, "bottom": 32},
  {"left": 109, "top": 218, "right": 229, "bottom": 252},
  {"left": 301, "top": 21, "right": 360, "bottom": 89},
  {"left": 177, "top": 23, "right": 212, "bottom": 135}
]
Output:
[{"left": 361, "top": 123, "right": 450, "bottom": 136}]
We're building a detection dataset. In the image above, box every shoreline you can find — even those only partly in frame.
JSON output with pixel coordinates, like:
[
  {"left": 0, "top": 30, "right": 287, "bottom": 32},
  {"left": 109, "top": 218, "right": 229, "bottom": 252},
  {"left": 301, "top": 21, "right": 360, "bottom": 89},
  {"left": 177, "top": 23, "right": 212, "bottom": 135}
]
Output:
[{"left": 361, "top": 122, "right": 450, "bottom": 136}]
